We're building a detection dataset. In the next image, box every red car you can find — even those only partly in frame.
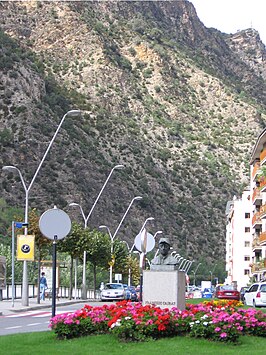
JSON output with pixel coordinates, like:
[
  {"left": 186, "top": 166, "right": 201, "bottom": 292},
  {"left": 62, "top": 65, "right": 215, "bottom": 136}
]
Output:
[{"left": 213, "top": 284, "right": 240, "bottom": 301}]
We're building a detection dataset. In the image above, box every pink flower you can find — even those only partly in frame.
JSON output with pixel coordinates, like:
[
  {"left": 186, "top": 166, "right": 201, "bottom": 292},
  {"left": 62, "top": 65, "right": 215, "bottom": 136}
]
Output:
[
  {"left": 214, "top": 327, "right": 221, "bottom": 332},
  {"left": 145, "top": 319, "right": 154, "bottom": 325},
  {"left": 220, "top": 332, "right": 227, "bottom": 338}
]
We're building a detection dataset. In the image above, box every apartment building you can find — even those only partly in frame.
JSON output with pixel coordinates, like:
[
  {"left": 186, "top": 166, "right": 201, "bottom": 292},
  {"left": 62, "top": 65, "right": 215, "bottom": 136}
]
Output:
[
  {"left": 250, "top": 128, "right": 266, "bottom": 281},
  {"left": 225, "top": 189, "right": 253, "bottom": 289}
]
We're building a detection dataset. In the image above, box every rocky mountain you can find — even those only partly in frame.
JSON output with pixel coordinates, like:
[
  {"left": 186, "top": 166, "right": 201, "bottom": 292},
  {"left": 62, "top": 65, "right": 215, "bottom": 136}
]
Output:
[{"left": 0, "top": 0, "right": 265, "bottom": 269}]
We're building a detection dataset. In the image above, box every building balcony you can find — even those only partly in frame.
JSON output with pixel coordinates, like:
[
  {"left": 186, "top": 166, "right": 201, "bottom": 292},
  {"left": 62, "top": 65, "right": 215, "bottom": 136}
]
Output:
[
  {"left": 259, "top": 231, "right": 266, "bottom": 245},
  {"left": 260, "top": 149, "right": 266, "bottom": 165},
  {"left": 260, "top": 204, "right": 266, "bottom": 219},
  {"left": 251, "top": 259, "right": 266, "bottom": 273},
  {"left": 252, "top": 237, "right": 262, "bottom": 252},
  {"left": 252, "top": 162, "right": 261, "bottom": 181},
  {"left": 252, "top": 212, "right": 262, "bottom": 228},
  {"left": 252, "top": 188, "right": 262, "bottom": 205},
  {"left": 260, "top": 178, "right": 266, "bottom": 192}
]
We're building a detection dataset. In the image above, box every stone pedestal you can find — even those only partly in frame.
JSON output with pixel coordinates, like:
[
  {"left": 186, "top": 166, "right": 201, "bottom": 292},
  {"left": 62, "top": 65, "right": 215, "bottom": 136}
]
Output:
[{"left": 143, "top": 270, "right": 186, "bottom": 310}]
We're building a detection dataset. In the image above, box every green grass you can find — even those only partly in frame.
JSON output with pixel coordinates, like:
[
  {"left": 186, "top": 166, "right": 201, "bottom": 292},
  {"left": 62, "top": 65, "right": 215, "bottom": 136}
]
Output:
[
  {"left": 2, "top": 300, "right": 266, "bottom": 354},
  {"left": 1, "top": 331, "right": 266, "bottom": 355}
]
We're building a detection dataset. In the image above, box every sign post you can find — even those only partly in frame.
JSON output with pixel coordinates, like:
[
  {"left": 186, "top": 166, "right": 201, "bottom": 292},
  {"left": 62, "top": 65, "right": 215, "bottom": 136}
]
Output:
[
  {"left": 39, "top": 207, "right": 71, "bottom": 317},
  {"left": 11, "top": 221, "right": 28, "bottom": 307},
  {"left": 134, "top": 229, "right": 155, "bottom": 301}
]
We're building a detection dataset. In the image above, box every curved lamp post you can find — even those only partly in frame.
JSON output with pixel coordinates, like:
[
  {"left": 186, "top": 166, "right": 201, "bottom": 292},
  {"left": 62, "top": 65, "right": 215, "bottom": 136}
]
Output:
[
  {"left": 69, "top": 164, "right": 124, "bottom": 299},
  {"left": 209, "top": 264, "right": 217, "bottom": 287},
  {"left": 154, "top": 230, "right": 163, "bottom": 239},
  {"left": 122, "top": 240, "right": 136, "bottom": 286},
  {"left": 112, "top": 196, "right": 143, "bottom": 240},
  {"left": 99, "top": 225, "right": 114, "bottom": 283},
  {"left": 138, "top": 217, "right": 154, "bottom": 302},
  {"left": 99, "top": 196, "right": 143, "bottom": 283},
  {"left": 3, "top": 109, "right": 81, "bottom": 306},
  {"left": 192, "top": 262, "right": 202, "bottom": 286}
]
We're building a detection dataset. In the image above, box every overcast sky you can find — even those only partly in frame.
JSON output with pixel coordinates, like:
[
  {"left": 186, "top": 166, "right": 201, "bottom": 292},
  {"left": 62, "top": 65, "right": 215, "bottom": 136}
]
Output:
[{"left": 189, "top": 0, "right": 266, "bottom": 45}]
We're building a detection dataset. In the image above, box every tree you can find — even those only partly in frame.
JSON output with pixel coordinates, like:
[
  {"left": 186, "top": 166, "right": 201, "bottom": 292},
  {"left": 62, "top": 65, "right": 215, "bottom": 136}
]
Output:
[
  {"left": 82, "top": 230, "right": 111, "bottom": 297},
  {"left": 112, "top": 240, "right": 129, "bottom": 277},
  {"left": 57, "top": 222, "right": 84, "bottom": 299},
  {"left": 121, "top": 254, "right": 140, "bottom": 286},
  {"left": 27, "top": 209, "right": 52, "bottom": 303}
]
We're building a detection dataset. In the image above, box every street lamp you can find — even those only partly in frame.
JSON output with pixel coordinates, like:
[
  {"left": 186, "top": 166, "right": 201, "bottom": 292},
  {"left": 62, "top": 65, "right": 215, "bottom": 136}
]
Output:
[
  {"left": 98, "top": 196, "right": 143, "bottom": 283},
  {"left": 210, "top": 263, "right": 217, "bottom": 287},
  {"left": 139, "top": 217, "right": 154, "bottom": 236},
  {"left": 69, "top": 164, "right": 124, "bottom": 299},
  {"left": 153, "top": 230, "right": 163, "bottom": 239},
  {"left": 192, "top": 262, "right": 202, "bottom": 287},
  {"left": 99, "top": 225, "right": 114, "bottom": 283},
  {"left": 138, "top": 217, "right": 154, "bottom": 302},
  {"left": 3, "top": 109, "right": 81, "bottom": 306},
  {"left": 122, "top": 241, "right": 135, "bottom": 286},
  {"left": 112, "top": 196, "right": 142, "bottom": 240}
]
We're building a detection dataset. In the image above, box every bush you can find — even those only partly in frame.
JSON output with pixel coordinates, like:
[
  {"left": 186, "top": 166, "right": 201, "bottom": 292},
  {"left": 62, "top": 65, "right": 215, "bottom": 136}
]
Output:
[{"left": 49, "top": 300, "right": 266, "bottom": 343}]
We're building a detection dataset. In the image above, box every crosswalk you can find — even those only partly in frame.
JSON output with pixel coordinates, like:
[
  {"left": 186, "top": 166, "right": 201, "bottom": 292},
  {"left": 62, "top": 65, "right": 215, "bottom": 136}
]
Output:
[
  {"left": 3, "top": 309, "right": 74, "bottom": 319},
  {"left": 1, "top": 310, "right": 75, "bottom": 335}
]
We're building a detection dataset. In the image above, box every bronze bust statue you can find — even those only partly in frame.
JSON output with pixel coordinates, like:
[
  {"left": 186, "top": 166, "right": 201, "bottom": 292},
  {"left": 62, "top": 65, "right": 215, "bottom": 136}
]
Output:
[{"left": 151, "top": 237, "right": 178, "bottom": 267}]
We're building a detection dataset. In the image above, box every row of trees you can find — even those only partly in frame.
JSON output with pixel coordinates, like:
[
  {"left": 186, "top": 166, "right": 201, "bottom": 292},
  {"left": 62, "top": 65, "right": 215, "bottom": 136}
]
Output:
[
  {"left": 1, "top": 208, "right": 141, "bottom": 298},
  {"left": 1, "top": 205, "right": 227, "bottom": 295}
]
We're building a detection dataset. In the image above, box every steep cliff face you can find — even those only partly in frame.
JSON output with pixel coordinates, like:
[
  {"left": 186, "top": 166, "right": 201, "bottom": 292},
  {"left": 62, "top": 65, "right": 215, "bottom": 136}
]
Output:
[
  {"left": 227, "top": 28, "right": 266, "bottom": 80},
  {"left": 0, "top": 1, "right": 265, "bottom": 266}
]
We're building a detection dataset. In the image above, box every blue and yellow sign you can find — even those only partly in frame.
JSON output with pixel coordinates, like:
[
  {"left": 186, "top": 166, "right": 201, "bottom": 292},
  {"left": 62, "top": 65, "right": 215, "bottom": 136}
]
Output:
[{"left": 17, "top": 235, "right": 35, "bottom": 261}]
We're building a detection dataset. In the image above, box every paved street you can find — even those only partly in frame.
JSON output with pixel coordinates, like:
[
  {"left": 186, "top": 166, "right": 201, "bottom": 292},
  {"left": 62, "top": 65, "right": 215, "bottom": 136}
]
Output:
[{"left": 0, "top": 298, "right": 103, "bottom": 336}]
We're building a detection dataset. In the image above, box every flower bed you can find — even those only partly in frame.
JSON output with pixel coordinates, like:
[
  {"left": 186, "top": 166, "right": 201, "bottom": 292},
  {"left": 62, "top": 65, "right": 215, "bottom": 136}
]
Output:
[{"left": 49, "top": 300, "right": 266, "bottom": 343}]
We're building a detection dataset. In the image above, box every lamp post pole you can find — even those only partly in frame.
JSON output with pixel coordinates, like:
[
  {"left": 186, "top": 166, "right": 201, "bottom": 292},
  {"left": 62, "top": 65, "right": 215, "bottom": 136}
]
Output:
[
  {"left": 138, "top": 217, "right": 154, "bottom": 302},
  {"left": 69, "top": 164, "right": 124, "bottom": 299},
  {"left": 153, "top": 230, "right": 163, "bottom": 239},
  {"left": 112, "top": 196, "right": 143, "bottom": 240},
  {"left": 99, "top": 225, "right": 114, "bottom": 283},
  {"left": 122, "top": 241, "right": 133, "bottom": 286},
  {"left": 210, "top": 263, "right": 217, "bottom": 287},
  {"left": 3, "top": 109, "right": 80, "bottom": 306},
  {"left": 99, "top": 196, "right": 143, "bottom": 283},
  {"left": 193, "top": 262, "right": 202, "bottom": 287}
]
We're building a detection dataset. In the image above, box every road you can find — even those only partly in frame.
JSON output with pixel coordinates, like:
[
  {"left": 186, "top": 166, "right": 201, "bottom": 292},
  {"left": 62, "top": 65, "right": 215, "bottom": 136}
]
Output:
[{"left": 0, "top": 301, "right": 104, "bottom": 336}]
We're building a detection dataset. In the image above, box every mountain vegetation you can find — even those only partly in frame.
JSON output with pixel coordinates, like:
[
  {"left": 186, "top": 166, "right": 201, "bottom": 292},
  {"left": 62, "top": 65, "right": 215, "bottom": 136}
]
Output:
[{"left": 0, "top": 1, "right": 265, "bottom": 274}]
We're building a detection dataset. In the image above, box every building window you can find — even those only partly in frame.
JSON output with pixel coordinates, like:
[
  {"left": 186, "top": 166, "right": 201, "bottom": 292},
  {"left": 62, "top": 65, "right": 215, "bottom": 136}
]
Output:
[
  {"left": 245, "top": 213, "right": 250, "bottom": 218},
  {"left": 244, "top": 256, "right": 250, "bottom": 261},
  {"left": 244, "top": 269, "right": 250, "bottom": 275},
  {"left": 245, "top": 241, "right": 250, "bottom": 247},
  {"left": 245, "top": 227, "right": 250, "bottom": 233}
]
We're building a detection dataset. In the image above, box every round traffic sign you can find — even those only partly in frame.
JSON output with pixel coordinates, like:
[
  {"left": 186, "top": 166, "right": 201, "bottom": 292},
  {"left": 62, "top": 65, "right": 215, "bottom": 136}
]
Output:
[
  {"left": 134, "top": 228, "right": 155, "bottom": 253},
  {"left": 39, "top": 207, "right": 71, "bottom": 240}
]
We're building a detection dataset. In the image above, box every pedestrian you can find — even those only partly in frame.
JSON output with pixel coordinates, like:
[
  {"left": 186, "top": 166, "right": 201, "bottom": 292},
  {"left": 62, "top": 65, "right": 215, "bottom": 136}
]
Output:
[{"left": 40, "top": 272, "right": 48, "bottom": 301}]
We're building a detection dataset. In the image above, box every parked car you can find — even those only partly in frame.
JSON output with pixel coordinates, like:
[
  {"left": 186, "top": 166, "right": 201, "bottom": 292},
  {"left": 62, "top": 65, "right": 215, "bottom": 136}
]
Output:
[
  {"left": 100, "top": 283, "right": 125, "bottom": 301},
  {"left": 201, "top": 288, "right": 213, "bottom": 298},
  {"left": 240, "top": 286, "right": 249, "bottom": 302},
  {"left": 135, "top": 285, "right": 141, "bottom": 301},
  {"left": 213, "top": 284, "right": 240, "bottom": 301},
  {"left": 123, "top": 285, "right": 138, "bottom": 301},
  {"left": 243, "top": 282, "right": 266, "bottom": 307}
]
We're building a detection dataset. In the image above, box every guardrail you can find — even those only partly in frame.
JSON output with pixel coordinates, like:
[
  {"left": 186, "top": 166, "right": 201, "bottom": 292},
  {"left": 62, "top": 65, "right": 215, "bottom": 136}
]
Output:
[{"left": 0, "top": 284, "right": 101, "bottom": 300}]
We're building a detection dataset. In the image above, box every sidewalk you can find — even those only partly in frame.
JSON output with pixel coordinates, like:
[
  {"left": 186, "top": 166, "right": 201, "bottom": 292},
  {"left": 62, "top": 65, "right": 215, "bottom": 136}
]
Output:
[{"left": 0, "top": 297, "right": 91, "bottom": 316}]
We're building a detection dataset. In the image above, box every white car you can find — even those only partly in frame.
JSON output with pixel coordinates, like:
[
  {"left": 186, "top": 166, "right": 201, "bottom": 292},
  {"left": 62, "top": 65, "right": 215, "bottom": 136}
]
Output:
[
  {"left": 100, "top": 283, "right": 125, "bottom": 301},
  {"left": 243, "top": 282, "right": 266, "bottom": 307}
]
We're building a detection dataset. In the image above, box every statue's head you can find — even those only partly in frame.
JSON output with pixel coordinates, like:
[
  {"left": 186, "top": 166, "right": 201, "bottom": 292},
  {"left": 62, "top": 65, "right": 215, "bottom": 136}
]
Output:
[{"left": 158, "top": 237, "right": 171, "bottom": 256}]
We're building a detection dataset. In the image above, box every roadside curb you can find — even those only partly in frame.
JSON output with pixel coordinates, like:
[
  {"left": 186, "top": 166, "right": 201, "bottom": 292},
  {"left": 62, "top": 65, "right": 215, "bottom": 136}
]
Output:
[{"left": 6, "top": 299, "right": 99, "bottom": 313}]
